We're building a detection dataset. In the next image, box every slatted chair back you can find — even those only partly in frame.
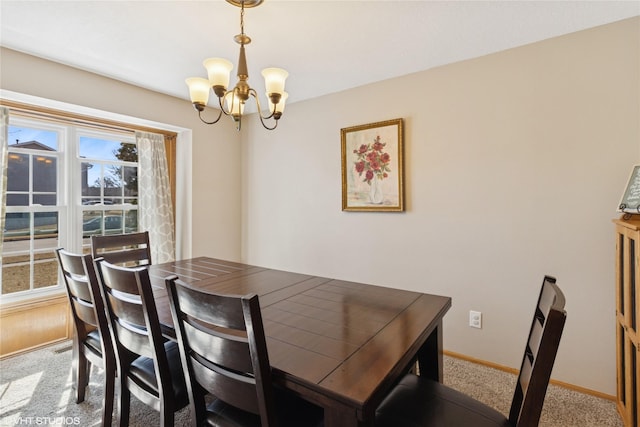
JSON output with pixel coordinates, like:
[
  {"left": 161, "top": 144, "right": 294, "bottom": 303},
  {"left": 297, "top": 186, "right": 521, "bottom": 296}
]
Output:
[
  {"left": 375, "top": 276, "right": 566, "bottom": 427},
  {"left": 95, "top": 258, "right": 187, "bottom": 425},
  {"left": 509, "top": 275, "right": 567, "bottom": 427},
  {"left": 91, "top": 231, "right": 151, "bottom": 267},
  {"left": 57, "top": 249, "right": 105, "bottom": 333},
  {"left": 55, "top": 248, "right": 115, "bottom": 427},
  {"left": 166, "top": 276, "right": 277, "bottom": 426}
]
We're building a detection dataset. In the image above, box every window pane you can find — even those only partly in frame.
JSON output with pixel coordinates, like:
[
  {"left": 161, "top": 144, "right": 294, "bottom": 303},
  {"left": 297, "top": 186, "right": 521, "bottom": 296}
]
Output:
[
  {"left": 33, "top": 194, "right": 57, "bottom": 206},
  {"left": 80, "top": 138, "right": 136, "bottom": 162},
  {"left": 123, "top": 166, "right": 138, "bottom": 197},
  {"left": 83, "top": 210, "right": 102, "bottom": 237},
  {"left": 1, "top": 256, "right": 30, "bottom": 294},
  {"left": 125, "top": 210, "right": 139, "bottom": 233},
  {"left": 4, "top": 213, "right": 30, "bottom": 240},
  {"left": 114, "top": 142, "right": 137, "bottom": 162},
  {"left": 8, "top": 126, "right": 58, "bottom": 150},
  {"left": 7, "top": 153, "right": 28, "bottom": 192},
  {"left": 105, "top": 210, "right": 124, "bottom": 235},
  {"left": 104, "top": 197, "right": 123, "bottom": 205},
  {"left": 33, "top": 250, "right": 58, "bottom": 289},
  {"left": 33, "top": 155, "right": 57, "bottom": 193},
  {"left": 34, "top": 212, "right": 58, "bottom": 240},
  {"left": 6, "top": 194, "right": 28, "bottom": 206},
  {"left": 104, "top": 165, "right": 123, "bottom": 197},
  {"left": 82, "top": 162, "right": 101, "bottom": 198}
]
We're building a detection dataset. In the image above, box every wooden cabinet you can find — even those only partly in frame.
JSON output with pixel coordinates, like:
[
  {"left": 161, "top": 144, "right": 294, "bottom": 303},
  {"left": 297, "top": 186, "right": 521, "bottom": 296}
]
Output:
[{"left": 614, "top": 217, "right": 640, "bottom": 427}]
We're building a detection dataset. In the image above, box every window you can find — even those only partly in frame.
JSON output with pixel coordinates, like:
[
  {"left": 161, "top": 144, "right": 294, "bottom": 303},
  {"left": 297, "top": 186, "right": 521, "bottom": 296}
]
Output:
[
  {"left": 78, "top": 130, "right": 139, "bottom": 246},
  {"left": 1, "top": 117, "right": 138, "bottom": 300}
]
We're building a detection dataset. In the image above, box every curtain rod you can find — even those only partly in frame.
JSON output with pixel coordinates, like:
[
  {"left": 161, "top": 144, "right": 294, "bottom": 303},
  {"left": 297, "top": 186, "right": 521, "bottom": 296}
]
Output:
[{"left": 0, "top": 99, "right": 178, "bottom": 140}]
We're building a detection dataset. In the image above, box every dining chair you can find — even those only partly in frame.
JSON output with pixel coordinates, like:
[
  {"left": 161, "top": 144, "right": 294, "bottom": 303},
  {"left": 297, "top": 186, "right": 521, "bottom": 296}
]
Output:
[
  {"left": 55, "top": 248, "right": 116, "bottom": 427},
  {"left": 91, "top": 231, "right": 152, "bottom": 267},
  {"left": 94, "top": 258, "right": 188, "bottom": 427},
  {"left": 165, "top": 276, "right": 325, "bottom": 427},
  {"left": 375, "top": 275, "right": 567, "bottom": 427}
]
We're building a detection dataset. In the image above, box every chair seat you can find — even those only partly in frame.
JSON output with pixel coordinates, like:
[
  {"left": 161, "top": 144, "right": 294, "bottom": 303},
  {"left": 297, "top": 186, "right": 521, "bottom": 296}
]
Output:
[
  {"left": 129, "top": 341, "right": 189, "bottom": 408},
  {"left": 375, "top": 374, "right": 511, "bottom": 427},
  {"left": 205, "top": 387, "right": 324, "bottom": 427},
  {"left": 83, "top": 329, "right": 103, "bottom": 356}
]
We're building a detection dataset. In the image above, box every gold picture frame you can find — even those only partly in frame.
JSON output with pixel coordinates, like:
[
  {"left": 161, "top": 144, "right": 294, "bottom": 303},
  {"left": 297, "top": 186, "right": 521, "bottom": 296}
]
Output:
[{"left": 341, "top": 118, "right": 404, "bottom": 212}]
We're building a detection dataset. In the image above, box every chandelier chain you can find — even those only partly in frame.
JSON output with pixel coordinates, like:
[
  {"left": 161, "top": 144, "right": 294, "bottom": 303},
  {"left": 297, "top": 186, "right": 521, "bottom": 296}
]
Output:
[{"left": 240, "top": 1, "right": 245, "bottom": 36}]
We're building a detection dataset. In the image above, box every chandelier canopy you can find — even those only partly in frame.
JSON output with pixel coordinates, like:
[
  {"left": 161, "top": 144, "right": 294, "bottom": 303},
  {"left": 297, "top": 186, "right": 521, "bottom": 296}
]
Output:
[{"left": 185, "top": 0, "right": 288, "bottom": 131}]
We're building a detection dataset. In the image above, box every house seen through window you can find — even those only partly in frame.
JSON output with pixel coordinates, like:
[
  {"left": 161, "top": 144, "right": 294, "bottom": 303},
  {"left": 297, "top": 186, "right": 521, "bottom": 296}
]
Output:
[{"left": 2, "top": 117, "right": 138, "bottom": 299}]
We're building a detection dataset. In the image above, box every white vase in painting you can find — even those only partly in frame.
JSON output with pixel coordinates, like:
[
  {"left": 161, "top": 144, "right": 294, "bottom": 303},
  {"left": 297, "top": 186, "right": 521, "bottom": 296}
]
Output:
[{"left": 369, "top": 178, "right": 384, "bottom": 204}]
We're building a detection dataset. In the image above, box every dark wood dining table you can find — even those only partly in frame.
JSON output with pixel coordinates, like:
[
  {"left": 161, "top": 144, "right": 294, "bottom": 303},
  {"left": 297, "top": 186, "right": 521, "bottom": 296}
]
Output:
[{"left": 146, "top": 257, "right": 451, "bottom": 427}]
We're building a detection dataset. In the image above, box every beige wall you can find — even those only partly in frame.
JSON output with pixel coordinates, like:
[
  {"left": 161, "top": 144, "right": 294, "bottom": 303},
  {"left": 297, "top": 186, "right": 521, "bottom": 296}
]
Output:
[
  {"left": 0, "top": 47, "right": 243, "bottom": 261},
  {"left": 240, "top": 17, "right": 640, "bottom": 395},
  {"left": 1, "top": 17, "right": 638, "bottom": 395}
]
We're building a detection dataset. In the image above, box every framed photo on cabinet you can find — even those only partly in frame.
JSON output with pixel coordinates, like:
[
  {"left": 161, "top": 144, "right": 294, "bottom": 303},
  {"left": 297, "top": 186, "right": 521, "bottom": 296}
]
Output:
[
  {"left": 618, "top": 164, "right": 640, "bottom": 214},
  {"left": 341, "top": 118, "right": 404, "bottom": 212}
]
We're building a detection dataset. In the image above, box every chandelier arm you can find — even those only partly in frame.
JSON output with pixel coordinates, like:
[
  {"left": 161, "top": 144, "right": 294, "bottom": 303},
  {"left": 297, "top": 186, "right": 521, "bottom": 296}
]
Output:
[
  {"left": 258, "top": 117, "right": 278, "bottom": 130},
  {"left": 198, "top": 107, "right": 224, "bottom": 125},
  {"left": 249, "top": 89, "right": 279, "bottom": 130},
  {"left": 250, "top": 89, "right": 276, "bottom": 120},
  {"left": 217, "top": 92, "right": 233, "bottom": 116}
]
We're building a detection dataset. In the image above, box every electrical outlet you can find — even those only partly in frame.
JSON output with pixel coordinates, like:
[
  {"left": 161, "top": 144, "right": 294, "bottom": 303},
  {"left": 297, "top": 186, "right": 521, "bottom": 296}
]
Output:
[{"left": 469, "top": 310, "right": 482, "bottom": 329}]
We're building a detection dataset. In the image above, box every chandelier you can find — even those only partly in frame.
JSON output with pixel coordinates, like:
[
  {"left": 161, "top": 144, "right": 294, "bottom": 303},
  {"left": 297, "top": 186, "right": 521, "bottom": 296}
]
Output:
[{"left": 185, "top": 0, "right": 288, "bottom": 131}]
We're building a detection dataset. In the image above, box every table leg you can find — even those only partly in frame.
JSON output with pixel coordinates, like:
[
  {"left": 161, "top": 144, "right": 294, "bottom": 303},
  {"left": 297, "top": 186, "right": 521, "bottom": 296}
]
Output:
[
  {"left": 324, "top": 407, "right": 373, "bottom": 427},
  {"left": 416, "top": 321, "right": 443, "bottom": 382}
]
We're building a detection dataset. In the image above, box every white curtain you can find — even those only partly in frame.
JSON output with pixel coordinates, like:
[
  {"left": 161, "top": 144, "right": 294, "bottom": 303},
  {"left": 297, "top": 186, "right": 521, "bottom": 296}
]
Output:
[
  {"left": 136, "top": 131, "right": 175, "bottom": 263},
  {"left": 0, "top": 107, "right": 9, "bottom": 257}
]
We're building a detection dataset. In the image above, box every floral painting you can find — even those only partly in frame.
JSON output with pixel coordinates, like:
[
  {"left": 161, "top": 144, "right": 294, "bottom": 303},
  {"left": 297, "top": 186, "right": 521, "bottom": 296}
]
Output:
[{"left": 341, "top": 118, "right": 404, "bottom": 211}]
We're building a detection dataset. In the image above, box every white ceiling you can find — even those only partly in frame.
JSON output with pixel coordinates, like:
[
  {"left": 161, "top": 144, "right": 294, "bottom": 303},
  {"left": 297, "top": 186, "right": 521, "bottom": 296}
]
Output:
[{"left": 1, "top": 1, "right": 639, "bottom": 109}]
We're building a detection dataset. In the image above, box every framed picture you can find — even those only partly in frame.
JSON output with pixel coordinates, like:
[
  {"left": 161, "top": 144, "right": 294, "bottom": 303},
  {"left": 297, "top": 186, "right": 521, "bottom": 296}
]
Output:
[
  {"left": 341, "top": 118, "right": 404, "bottom": 212},
  {"left": 618, "top": 164, "right": 640, "bottom": 214}
]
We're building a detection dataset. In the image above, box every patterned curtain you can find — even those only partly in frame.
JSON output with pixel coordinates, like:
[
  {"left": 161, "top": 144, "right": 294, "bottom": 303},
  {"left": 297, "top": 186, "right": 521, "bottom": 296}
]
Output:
[
  {"left": 136, "top": 131, "right": 175, "bottom": 263},
  {"left": 0, "top": 107, "right": 9, "bottom": 257}
]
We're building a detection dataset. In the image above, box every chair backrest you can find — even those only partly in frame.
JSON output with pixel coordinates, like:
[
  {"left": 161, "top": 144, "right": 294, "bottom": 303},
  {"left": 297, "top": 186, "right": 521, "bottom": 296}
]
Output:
[
  {"left": 91, "top": 232, "right": 152, "bottom": 267},
  {"left": 55, "top": 248, "right": 112, "bottom": 357},
  {"left": 509, "top": 275, "right": 567, "bottom": 427},
  {"left": 165, "top": 276, "right": 276, "bottom": 426},
  {"left": 94, "top": 258, "right": 173, "bottom": 399}
]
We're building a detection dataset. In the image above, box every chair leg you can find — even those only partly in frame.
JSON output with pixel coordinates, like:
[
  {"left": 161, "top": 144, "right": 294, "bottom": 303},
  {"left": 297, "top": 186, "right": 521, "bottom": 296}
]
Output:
[
  {"left": 159, "top": 401, "right": 174, "bottom": 427},
  {"left": 71, "top": 340, "right": 80, "bottom": 400},
  {"left": 117, "top": 379, "right": 131, "bottom": 427},
  {"left": 101, "top": 363, "right": 116, "bottom": 427},
  {"left": 73, "top": 343, "right": 89, "bottom": 403},
  {"left": 85, "top": 359, "right": 92, "bottom": 386},
  {"left": 192, "top": 390, "right": 207, "bottom": 425}
]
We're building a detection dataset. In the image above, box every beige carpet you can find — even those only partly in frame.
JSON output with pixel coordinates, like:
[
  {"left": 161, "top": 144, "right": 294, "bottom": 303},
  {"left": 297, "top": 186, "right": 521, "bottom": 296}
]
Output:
[
  {"left": 0, "top": 341, "right": 622, "bottom": 426},
  {"left": 442, "top": 356, "right": 622, "bottom": 427}
]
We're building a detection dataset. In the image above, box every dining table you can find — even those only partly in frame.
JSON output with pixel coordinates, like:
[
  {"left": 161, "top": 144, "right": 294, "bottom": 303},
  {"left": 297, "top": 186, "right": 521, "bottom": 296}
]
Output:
[{"left": 146, "top": 257, "right": 451, "bottom": 427}]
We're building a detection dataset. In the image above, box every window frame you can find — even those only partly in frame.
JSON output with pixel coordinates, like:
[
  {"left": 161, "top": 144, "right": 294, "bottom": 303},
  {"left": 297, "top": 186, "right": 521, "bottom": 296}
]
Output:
[
  {"left": 0, "top": 99, "right": 178, "bottom": 306},
  {"left": 1, "top": 118, "right": 139, "bottom": 303},
  {"left": 2, "top": 117, "right": 68, "bottom": 302}
]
